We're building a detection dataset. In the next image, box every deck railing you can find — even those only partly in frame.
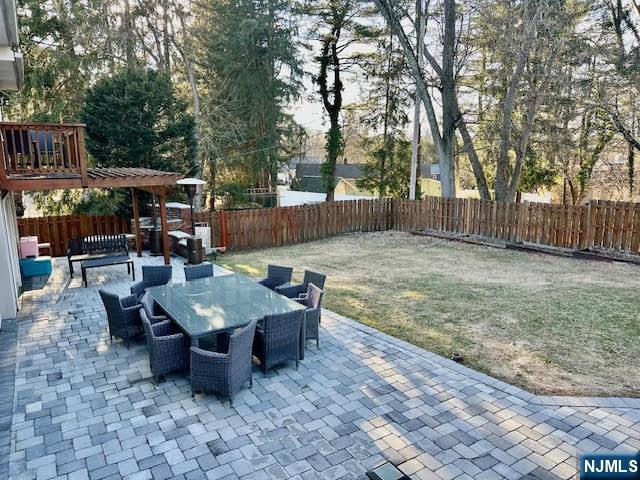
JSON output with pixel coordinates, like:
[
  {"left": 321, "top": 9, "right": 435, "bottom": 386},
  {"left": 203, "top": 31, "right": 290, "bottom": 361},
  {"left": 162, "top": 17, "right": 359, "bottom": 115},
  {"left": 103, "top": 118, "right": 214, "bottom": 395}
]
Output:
[{"left": 0, "top": 122, "right": 87, "bottom": 179}]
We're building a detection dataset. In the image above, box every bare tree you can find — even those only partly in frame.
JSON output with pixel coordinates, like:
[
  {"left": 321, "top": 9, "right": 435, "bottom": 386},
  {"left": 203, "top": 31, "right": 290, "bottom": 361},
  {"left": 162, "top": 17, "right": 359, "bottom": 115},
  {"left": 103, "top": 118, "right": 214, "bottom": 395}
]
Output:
[
  {"left": 373, "top": 0, "right": 564, "bottom": 201},
  {"left": 373, "top": 0, "right": 457, "bottom": 197}
]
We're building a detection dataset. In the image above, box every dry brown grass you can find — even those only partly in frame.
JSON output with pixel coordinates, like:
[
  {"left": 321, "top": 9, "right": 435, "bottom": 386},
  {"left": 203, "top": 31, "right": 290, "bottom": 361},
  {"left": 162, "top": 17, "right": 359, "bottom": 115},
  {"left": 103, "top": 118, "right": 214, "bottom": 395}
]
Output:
[{"left": 218, "top": 231, "right": 640, "bottom": 397}]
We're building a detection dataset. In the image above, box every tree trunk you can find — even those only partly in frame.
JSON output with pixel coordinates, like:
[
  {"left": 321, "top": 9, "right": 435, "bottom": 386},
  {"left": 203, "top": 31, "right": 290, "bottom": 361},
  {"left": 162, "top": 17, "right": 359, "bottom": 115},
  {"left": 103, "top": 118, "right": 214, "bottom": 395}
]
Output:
[
  {"left": 325, "top": 115, "right": 341, "bottom": 202},
  {"left": 379, "top": 33, "right": 394, "bottom": 200},
  {"left": 440, "top": 0, "right": 457, "bottom": 197},
  {"left": 317, "top": 12, "right": 344, "bottom": 203},
  {"left": 409, "top": 0, "right": 425, "bottom": 200},
  {"left": 373, "top": 0, "right": 459, "bottom": 198},
  {"left": 170, "top": 10, "right": 205, "bottom": 210},
  {"left": 494, "top": 3, "right": 544, "bottom": 201},
  {"left": 123, "top": 0, "right": 135, "bottom": 67}
]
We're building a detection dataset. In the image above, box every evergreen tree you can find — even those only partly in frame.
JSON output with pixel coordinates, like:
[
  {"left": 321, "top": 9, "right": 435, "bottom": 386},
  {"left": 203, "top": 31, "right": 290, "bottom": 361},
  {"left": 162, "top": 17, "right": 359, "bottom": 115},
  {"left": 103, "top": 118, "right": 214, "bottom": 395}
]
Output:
[
  {"left": 79, "top": 68, "right": 196, "bottom": 174},
  {"left": 10, "top": 0, "right": 102, "bottom": 121},
  {"left": 195, "top": 0, "right": 303, "bottom": 196}
]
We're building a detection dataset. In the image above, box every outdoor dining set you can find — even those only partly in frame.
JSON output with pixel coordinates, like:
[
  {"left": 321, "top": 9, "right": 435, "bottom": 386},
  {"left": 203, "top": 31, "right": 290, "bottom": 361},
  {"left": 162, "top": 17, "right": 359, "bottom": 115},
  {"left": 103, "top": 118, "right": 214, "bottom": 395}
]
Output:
[{"left": 98, "top": 263, "right": 326, "bottom": 403}]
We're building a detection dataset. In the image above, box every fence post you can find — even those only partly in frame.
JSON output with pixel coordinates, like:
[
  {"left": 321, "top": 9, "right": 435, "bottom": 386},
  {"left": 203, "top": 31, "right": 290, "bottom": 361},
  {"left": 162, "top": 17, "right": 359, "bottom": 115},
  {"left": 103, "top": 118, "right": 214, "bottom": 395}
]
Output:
[
  {"left": 632, "top": 203, "right": 640, "bottom": 253},
  {"left": 580, "top": 202, "right": 592, "bottom": 250}
]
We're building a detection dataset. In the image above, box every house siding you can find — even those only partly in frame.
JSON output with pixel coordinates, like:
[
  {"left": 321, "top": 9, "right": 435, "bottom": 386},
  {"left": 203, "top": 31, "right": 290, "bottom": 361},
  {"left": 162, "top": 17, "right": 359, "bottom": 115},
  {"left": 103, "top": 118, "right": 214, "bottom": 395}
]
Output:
[{"left": 0, "top": 192, "right": 21, "bottom": 328}]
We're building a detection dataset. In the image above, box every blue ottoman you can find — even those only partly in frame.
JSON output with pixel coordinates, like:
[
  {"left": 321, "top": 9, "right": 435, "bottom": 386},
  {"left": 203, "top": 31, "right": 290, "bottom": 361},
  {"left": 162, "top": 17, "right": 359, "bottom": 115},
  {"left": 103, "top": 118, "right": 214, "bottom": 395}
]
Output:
[{"left": 19, "top": 256, "right": 53, "bottom": 278}]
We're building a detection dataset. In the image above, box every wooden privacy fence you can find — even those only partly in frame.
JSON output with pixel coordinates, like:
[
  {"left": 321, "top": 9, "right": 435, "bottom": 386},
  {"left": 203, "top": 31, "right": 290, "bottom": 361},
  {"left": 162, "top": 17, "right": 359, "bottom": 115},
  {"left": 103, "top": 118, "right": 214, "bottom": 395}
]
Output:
[
  {"left": 18, "top": 215, "right": 131, "bottom": 257},
  {"left": 195, "top": 197, "right": 640, "bottom": 255},
  {"left": 20, "top": 197, "right": 640, "bottom": 258},
  {"left": 194, "top": 198, "right": 394, "bottom": 250},
  {"left": 392, "top": 197, "right": 640, "bottom": 253}
]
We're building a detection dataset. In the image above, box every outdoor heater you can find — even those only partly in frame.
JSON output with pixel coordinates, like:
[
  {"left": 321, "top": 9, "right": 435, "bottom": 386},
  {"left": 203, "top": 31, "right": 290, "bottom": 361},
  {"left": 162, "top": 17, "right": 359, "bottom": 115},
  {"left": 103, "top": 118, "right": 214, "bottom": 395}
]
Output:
[
  {"left": 177, "top": 178, "right": 207, "bottom": 264},
  {"left": 177, "top": 177, "right": 206, "bottom": 234}
]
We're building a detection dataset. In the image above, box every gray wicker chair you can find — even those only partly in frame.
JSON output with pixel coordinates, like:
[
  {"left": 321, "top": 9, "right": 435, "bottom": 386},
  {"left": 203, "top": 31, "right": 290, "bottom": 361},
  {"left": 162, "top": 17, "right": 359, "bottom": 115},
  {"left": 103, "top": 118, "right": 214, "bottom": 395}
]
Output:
[
  {"left": 190, "top": 319, "right": 257, "bottom": 402},
  {"left": 276, "top": 270, "right": 326, "bottom": 299},
  {"left": 258, "top": 265, "right": 293, "bottom": 290},
  {"left": 253, "top": 310, "right": 304, "bottom": 375},
  {"left": 99, "top": 290, "right": 143, "bottom": 347},
  {"left": 140, "top": 292, "right": 168, "bottom": 324},
  {"left": 184, "top": 263, "right": 214, "bottom": 282},
  {"left": 141, "top": 309, "right": 189, "bottom": 383},
  {"left": 131, "top": 265, "right": 173, "bottom": 299},
  {"left": 297, "top": 284, "right": 323, "bottom": 348}
]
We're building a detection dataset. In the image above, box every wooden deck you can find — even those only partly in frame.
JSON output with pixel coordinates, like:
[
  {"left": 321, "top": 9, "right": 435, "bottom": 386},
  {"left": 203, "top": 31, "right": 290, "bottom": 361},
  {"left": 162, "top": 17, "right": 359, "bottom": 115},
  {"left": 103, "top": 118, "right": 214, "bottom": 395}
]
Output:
[
  {"left": 0, "top": 121, "right": 186, "bottom": 266},
  {"left": 0, "top": 122, "right": 183, "bottom": 192}
]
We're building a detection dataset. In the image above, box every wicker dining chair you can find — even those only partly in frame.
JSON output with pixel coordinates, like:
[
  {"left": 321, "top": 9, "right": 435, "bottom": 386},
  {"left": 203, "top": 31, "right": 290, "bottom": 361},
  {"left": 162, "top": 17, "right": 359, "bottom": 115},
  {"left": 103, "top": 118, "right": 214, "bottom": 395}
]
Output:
[
  {"left": 140, "top": 292, "right": 169, "bottom": 324},
  {"left": 99, "top": 290, "right": 143, "bottom": 347},
  {"left": 275, "top": 270, "right": 326, "bottom": 299},
  {"left": 297, "top": 283, "right": 323, "bottom": 348},
  {"left": 190, "top": 319, "right": 257, "bottom": 402},
  {"left": 141, "top": 309, "right": 189, "bottom": 383},
  {"left": 253, "top": 310, "right": 304, "bottom": 375},
  {"left": 258, "top": 264, "right": 293, "bottom": 290},
  {"left": 130, "top": 265, "right": 172, "bottom": 299},
  {"left": 184, "top": 263, "right": 214, "bottom": 282}
]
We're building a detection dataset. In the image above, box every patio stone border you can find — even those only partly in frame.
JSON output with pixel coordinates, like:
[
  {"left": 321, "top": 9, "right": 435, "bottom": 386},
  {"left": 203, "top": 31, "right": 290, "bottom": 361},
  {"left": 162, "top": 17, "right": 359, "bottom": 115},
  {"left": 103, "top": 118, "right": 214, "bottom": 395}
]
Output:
[
  {"left": 328, "top": 311, "right": 640, "bottom": 410},
  {"left": 0, "top": 318, "right": 18, "bottom": 478}
]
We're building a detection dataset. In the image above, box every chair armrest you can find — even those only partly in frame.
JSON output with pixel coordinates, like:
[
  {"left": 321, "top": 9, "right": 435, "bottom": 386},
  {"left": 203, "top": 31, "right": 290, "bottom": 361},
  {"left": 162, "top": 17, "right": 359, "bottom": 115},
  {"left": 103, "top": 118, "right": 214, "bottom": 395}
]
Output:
[
  {"left": 122, "top": 305, "right": 142, "bottom": 325},
  {"left": 152, "top": 320, "right": 174, "bottom": 337},
  {"left": 156, "top": 332, "right": 185, "bottom": 344},
  {"left": 275, "top": 284, "right": 304, "bottom": 298},
  {"left": 190, "top": 347, "right": 227, "bottom": 361},
  {"left": 295, "top": 297, "right": 309, "bottom": 306},
  {"left": 121, "top": 295, "right": 139, "bottom": 309},
  {"left": 148, "top": 313, "right": 169, "bottom": 324},
  {"left": 130, "top": 281, "right": 146, "bottom": 298}
]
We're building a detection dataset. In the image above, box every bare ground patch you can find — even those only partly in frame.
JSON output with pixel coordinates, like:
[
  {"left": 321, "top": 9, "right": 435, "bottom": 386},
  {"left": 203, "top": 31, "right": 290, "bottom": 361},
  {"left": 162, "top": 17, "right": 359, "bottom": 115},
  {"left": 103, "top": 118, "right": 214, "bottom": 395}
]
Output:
[{"left": 218, "top": 231, "right": 640, "bottom": 397}]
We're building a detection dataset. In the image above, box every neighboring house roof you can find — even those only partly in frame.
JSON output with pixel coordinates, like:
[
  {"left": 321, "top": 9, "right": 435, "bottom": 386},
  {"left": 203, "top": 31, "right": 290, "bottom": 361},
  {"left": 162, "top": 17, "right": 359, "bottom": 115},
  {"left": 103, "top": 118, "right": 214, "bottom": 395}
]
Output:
[
  {"left": 296, "top": 176, "right": 328, "bottom": 193},
  {"left": 296, "top": 162, "right": 440, "bottom": 179},
  {"left": 290, "top": 156, "right": 325, "bottom": 166},
  {"left": 296, "top": 163, "right": 363, "bottom": 179}
]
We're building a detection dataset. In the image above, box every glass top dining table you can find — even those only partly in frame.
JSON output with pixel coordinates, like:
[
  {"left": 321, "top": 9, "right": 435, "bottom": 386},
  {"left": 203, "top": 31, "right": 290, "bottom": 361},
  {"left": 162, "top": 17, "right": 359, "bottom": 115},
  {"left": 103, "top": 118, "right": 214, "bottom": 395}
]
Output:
[{"left": 147, "top": 272, "right": 306, "bottom": 346}]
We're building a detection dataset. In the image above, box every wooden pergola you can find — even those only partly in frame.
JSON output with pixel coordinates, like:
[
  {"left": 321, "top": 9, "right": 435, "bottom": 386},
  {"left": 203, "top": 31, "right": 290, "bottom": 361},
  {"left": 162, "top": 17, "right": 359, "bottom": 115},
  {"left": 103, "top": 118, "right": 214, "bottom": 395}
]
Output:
[{"left": 0, "top": 122, "right": 185, "bottom": 264}]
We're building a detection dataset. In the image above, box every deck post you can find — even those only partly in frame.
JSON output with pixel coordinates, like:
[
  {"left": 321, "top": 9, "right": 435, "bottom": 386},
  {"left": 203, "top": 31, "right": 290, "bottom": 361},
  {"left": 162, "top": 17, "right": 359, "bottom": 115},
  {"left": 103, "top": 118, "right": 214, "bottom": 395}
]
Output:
[
  {"left": 77, "top": 126, "right": 89, "bottom": 187},
  {"left": 131, "top": 188, "right": 142, "bottom": 257},
  {"left": 159, "top": 193, "right": 170, "bottom": 265}
]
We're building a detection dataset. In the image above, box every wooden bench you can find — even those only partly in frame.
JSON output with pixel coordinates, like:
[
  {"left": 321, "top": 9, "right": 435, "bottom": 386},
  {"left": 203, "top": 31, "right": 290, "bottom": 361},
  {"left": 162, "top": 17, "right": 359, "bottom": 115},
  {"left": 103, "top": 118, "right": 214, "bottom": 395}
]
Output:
[
  {"left": 67, "top": 234, "right": 129, "bottom": 278},
  {"left": 81, "top": 254, "right": 134, "bottom": 287}
]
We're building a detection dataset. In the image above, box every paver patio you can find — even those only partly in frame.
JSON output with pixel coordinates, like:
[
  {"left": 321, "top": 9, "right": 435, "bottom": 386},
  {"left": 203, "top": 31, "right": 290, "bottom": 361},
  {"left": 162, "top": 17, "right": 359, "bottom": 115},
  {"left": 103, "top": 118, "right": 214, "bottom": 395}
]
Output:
[{"left": 2, "top": 255, "right": 640, "bottom": 480}]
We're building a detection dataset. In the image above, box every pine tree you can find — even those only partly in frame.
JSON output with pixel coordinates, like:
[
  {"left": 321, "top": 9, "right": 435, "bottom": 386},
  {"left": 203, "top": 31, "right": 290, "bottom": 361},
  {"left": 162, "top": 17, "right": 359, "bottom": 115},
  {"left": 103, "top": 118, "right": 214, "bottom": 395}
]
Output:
[
  {"left": 79, "top": 68, "right": 196, "bottom": 174},
  {"left": 195, "top": 0, "right": 303, "bottom": 195}
]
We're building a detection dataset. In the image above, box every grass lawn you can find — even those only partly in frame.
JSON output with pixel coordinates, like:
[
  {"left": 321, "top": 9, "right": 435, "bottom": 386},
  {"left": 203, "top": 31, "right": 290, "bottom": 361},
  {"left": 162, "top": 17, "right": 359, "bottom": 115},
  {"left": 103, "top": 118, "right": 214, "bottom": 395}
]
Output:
[{"left": 218, "top": 231, "right": 640, "bottom": 398}]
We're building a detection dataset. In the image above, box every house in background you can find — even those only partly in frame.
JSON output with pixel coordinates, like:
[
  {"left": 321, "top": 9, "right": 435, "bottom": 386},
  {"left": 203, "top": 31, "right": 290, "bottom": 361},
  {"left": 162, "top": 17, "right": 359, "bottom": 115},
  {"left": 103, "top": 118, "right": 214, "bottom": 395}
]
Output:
[
  {"left": 0, "top": 0, "right": 23, "bottom": 328},
  {"left": 280, "top": 155, "right": 325, "bottom": 184},
  {"left": 293, "top": 162, "right": 442, "bottom": 198}
]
